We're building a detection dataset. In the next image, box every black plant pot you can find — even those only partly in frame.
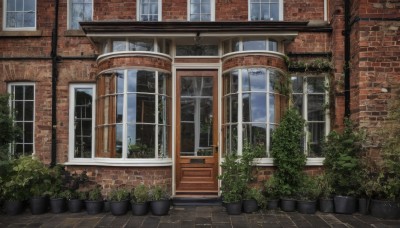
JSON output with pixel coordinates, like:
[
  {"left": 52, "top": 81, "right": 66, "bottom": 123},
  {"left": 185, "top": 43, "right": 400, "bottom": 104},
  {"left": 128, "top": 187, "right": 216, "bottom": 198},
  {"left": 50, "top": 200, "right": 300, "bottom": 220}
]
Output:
[
  {"left": 85, "top": 200, "right": 104, "bottom": 215},
  {"left": 5, "top": 200, "right": 24, "bottom": 216},
  {"left": 50, "top": 198, "right": 66, "bottom": 213},
  {"left": 30, "top": 196, "right": 48, "bottom": 215},
  {"left": 68, "top": 199, "right": 83, "bottom": 213},
  {"left": 267, "top": 199, "right": 279, "bottom": 210},
  {"left": 319, "top": 198, "right": 334, "bottom": 213},
  {"left": 110, "top": 200, "right": 129, "bottom": 216},
  {"left": 297, "top": 200, "right": 317, "bottom": 214},
  {"left": 150, "top": 199, "right": 171, "bottom": 216},
  {"left": 132, "top": 202, "right": 149, "bottom": 216},
  {"left": 103, "top": 200, "right": 110, "bottom": 212},
  {"left": 280, "top": 199, "right": 296, "bottom": 212},
  {"left": 370, "top": 199, "right": 400, "bottom": 219},
  {"left": 358, "top": 198, "right": 369, "bottom": 215},
  {"left": 243, "top": 199, "right": 258, "bottom": 213},
  {"left": 334, "top": 195, "right": 356, "bottom": 214},
  {"left": 225, "top": 201, "right": 242, "bottom": 215}
]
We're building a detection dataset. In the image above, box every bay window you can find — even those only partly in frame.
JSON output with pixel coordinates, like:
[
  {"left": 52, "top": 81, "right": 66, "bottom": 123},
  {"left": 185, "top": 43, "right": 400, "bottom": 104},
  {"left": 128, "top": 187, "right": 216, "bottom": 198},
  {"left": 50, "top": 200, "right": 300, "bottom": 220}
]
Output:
[
  {"left": 96, "top": 69, "right": 171, "bottom": 160},
  {"left": 222, "top": 68, "right": 287, "bottom": 157}
]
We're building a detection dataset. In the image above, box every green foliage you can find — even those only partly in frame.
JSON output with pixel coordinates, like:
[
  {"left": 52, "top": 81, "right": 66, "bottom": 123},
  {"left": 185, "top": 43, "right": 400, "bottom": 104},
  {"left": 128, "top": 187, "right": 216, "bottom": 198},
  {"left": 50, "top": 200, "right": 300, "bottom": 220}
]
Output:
[
  {"left": 287, "top": 58, "right": 334, "bottom": 72},
  {"left": 243, "top": 186, "right": 266, "bottom": 208},
  {"left": 296, "top": 175, "right": 320, "bottom": 201},
  {"left": 109, "top": 188, "right": 130, "bottom": 201},
  {"left": 263, "top": 175, "right": 280, "bottom": 200},
  {"left": 362, "top": 91, "right": 400, "bottom": 201},
  {"left": 132, "top": 184, "right": 149, "bottom": 203},
  {"left": 270, "top": 108, "right": 306, "bottom": 197},
  {"left": 316, "top": 174, "right": 333, "bottom": 199},
  {"left": 219, "top": 153, "right": 244, "bottom": 203},
  {"left": 87, "top": 185, "right": 103, "bottom": 201},
  {"left": 0, "top": 94, "right": 20, "bottom": 160},
  {"left": 323, "top": 119, "right": 364, "bottom": 196},
  {"left": 149, "top": 185, "right": 170, "bottom": 201}
]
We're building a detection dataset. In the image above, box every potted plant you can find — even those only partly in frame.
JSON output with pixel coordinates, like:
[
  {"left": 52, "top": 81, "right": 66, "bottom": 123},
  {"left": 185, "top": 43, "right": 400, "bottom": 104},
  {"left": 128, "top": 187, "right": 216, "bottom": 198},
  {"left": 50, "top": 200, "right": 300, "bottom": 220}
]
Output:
[
  {"left": 323, "top": 119, "right": 364, "bottom": 214},
  {"left": 296, "top": 175, "right": 319, "bottom": 214},
  {"left": 66, "top": 190, "right": 86, "bottom": 213},
  {"left": 270, "top": 108, "right": 306, "bottom": 212},
  {"left": 219, "top": 153, "right": 246, "bottom": 215},
  {"left": 109, "top": 187, "right": 130, "bottom": 216},
  {"left": 149, "top": 185, "right": 171, "bottom": 216},
  {"left": 316, "top": 174, "right": 334, "bottom": 213},
  {"left": 243, "top": 186, "right": 265, "bottom": 213},
  {"left": 85, "top": 185, "right": 104, "bottom": 215},
  {"left": 131, "top": 184, "right": 150, "bottom": 215},
  {"left": 49, "top": 190, "right": 68, "bottom": 214},
  {"left": 264, "top": 175, "right": 280, "bottom": 210}
]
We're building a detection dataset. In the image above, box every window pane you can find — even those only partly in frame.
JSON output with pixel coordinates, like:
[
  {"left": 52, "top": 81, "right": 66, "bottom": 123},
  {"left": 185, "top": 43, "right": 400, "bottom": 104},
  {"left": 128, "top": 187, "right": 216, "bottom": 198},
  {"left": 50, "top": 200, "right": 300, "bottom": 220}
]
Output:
[
  {"left": 14, "top": 101, "right": 24, "bottom": 121},
  {"left": 270, "top": 3, "right": 279, "bottom": 20},
  {"left": 127, "top": 124, "right": 155, "bottom": 158},
  {"left": 24, "top": 122, "right": 33, "bottom": 143},
  {"left": 261, "top": 4, "right": 270, "bottom": 20},
  {"left": 293, "top": 94, "right": 303, "bottom": 115},
  {"left": 115, "top": 125, "right": 123, "bottom": 158},
  {"left": 24, "top": 0, "right": 35, "bottom": 12},
  {"left": 268, "top": 39, "right": 278, "bottom": 51},
  {"left": 191, "top": 3, "right": 200, "bottom": 14},
  {"left": 116, "top": 95, "right": 124, "bottom": 123},
  {"left": 112, "top": 40, "right": 126, "bottom": 52},
  {"left": 181, "top": 123, "right": 195, "bottom": 155},
  {"left": 223, "top": 124, "right": 237, "bottom": 155},
  {"left": 181, "top": 98, "right": 194, "bottom": 121},
  {"left": 307, "top": 77, "right": 325, "bottom": 93},
  {"left": 250, "top": 4, "right": 259, "bottom": 20},
  {"left": 23, "top": 12, "right": 34, "bottom": 27},
  {"left": 25, "top": 85, "right": 34, "bottom": 100},
  {"left": 137, "top": 71, "right": 155, "bottom": 93},
  {"left": 308, "top": 95, "right": 325, "bottom": 121},
  {"left": 201, "top": 2, "right": 210, "bottom": 14},
  {"left": 16, "top": 0, "right": 23, "bottom": 11},
  {"left": 248, "top": 68, "right": 266, "bottom": 91},
  {"left": 201, "top": 14, "right": 211, "bottom": 21},
  {"left": 158, "top": 96, "right": 169, "bottom": 124},
  {"left": 269, "top": 94, "right": 275, "bottom": 123},
  {"left": 129, "top": 39, "right": 154, "bottom": 51},
  {"left": 7, "top": 0, "right": 16, "bottom": 11},
  {"left": 24, "top": 144, "right": 33, "bottom": 155},
  {"left": 136, "top": 94, "right": 155, "bottom": 123},
  {"left": 24, "top": 101, "right": 33, "bottom": 121},
  {"left": 243, "top": 39, "right": 266, "bottom": 51},
  {"left": 158, "top": 125, "right": 170, "bottom": 158},
  {"left": 243, "top": 93, "right": 266, "bottom": 122},
  {"left": 308, "top": 122, "right": 325, "bottom": 157},
  {"left": 15, "top": 12, "right": 23, "bottom": 27},
  {"left": 243, "top": 123, "right": 266, "bottom": 157},
  {"left": 6, "top": 12, "right": 16, "bottom": 27},
  {"left": 127, "top": 70, "right": 137, "bottom": 93},
  {"left": 291, "top": 76, "right": 303, "bottom": 93}
]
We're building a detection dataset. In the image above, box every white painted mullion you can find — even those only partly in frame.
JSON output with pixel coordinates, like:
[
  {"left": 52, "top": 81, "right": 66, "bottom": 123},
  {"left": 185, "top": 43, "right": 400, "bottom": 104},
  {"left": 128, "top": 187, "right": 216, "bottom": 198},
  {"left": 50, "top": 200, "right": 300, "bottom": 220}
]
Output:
[
  {"left": 303, "top": 77, "right": 309, "bottom": 155},
  {"left": 155, "top": 71, "right": 159, "bottom": 159},
  {"left": 122, "top": 70, "right": 128, "bottom": 160},
  {"left": 237, "top": 70, "right": 243, "bottom": 155},
  {"left": 91, "top": 85, "right": 96, "bottom": 161},
  {"left": 266, "top": 70, "right": 271, "bottom": 157}
]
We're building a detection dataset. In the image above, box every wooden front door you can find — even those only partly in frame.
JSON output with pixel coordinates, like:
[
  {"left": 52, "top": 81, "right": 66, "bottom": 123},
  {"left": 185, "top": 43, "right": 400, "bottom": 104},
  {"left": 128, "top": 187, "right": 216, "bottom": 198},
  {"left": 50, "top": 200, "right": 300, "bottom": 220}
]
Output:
[{"left": 176, "top": 70, "right": 219, "bottom": 195}]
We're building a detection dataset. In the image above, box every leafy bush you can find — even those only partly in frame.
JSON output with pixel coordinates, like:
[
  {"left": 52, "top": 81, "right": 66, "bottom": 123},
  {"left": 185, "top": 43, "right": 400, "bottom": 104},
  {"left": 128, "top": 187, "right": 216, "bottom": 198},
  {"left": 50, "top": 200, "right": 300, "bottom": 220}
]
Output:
[
  {"left": 109, "top": 188, "right": 130, "bottom": 201},
  {"left": 263, "top": 175, "right": 280, "bottom": 200},
  {"left": 323, "top": 119, "right": 364, "bottom": 196},
  {"left": 296, "top": 175, "right": 320, "bottom": 201},
  {"left": 316, "top": 174, "right": 333, "bottom": 199},
  {"left": 87, "top": 186, "right": 103, "bottom": 201},
  {"left": 270, "top": 108, "right": 306, "bottom": 197},
  {"left": 243, "top": 186, "right": 266, "bottom": 208},
  {"left": 132, "top": 184, "right": 149, "bottom": 203},
  {"left": 219, "top": 153, "right": 246, "bottom": 203},
  {"left": 149, "top": 185, "right": 170, "bottom": 201}
]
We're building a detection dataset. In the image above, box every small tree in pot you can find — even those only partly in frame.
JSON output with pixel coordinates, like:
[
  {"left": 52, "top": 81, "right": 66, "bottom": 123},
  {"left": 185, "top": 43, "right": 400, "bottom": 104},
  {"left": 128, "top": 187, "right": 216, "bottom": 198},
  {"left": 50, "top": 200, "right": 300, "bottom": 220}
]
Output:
[
  {"left": 316, "top": 174, "right": 334, "bottom": 213},
  {"left": 243, "top": 186, "right": 265, "bottom": 213},
  {"left": 85, "top": 185, "right": 104, "bottom": 215},
  {"left": 109, "top": 188, "right": 130, "bottom": 216},
  {"left": 296, "top": 174, "right": 319, "bottom": 214},
  {"left": 149, "top": 185, "right": 171, "bottom": 216},
  {"left": 131, "top": 184, "right": 150, "bottom": 215},
  {"left": 323, "top": 119, "right": 364, "bottom": 214},
  {"left": 271, "top": 108, "right": 306, "bottom": 212},
  {"left": 264, "top": 175, "right": 280, "bottom": 210}
]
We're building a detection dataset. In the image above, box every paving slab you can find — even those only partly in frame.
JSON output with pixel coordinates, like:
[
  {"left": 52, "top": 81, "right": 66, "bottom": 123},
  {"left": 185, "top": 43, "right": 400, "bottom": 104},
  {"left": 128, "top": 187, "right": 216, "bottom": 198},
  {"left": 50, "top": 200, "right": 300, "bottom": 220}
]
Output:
[{"left": 1, "top": 205, "right": 400, "bottom": 227}]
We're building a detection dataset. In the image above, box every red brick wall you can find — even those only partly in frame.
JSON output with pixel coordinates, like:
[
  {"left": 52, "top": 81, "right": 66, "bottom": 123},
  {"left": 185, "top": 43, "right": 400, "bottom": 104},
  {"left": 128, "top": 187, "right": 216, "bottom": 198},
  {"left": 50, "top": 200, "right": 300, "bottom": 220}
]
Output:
[
  {"left": 98, "top": 56, "right": 172, "bottom": 72},
  {"left": 216, "top": 0, "right": 248, "bottom": 21},
  {"left": 93, "top": 0, "right": 136, "bottom": 21},
  {"left": 163, "top": 0, "right": 187, "bottom": 21},
  {"left": 255, "top": 166, "right": 324, "bottom": 183},
  {"left": 222, "top": 55, "right": 286, "bottom": 72},
  {"left": 66, "top": 166, "right": 172, "bottom": 196},
  {"left": 285, "top": 33, "right": 331, "bottom": 53},
  {"left": 284, "top": 0, "right": 325, "bottom": 21}
]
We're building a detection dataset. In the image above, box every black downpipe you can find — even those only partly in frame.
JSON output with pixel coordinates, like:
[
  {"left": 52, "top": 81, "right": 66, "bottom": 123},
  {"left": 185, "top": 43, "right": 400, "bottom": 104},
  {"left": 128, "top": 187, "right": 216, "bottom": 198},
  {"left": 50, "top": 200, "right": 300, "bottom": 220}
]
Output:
[
  {"left": 344, "top": 0, "right": 351, "bottom": 117},
  {"left": 51, "top": 0, "right": 59, "bottom": 167}
]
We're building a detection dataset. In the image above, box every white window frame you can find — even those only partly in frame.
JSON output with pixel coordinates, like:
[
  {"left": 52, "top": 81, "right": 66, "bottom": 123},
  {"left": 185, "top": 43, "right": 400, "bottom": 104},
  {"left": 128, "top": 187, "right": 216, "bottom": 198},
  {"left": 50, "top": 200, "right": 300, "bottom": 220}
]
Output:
[
  {"left": 68, "top": 84, "right": 96, "bottom": 162},
  {"left": 292, "top": 75, "right": 330, "bottom": 158},
  {"left": 7, "top": 82, "right": 35, "bottom": 156},
  {"left": 247, "top": 0, "right": 283, "bottom": 21},
  {"left": 187, "top": 0, "right": 215, "bottom": 22},
  {"left": 67, "top": 0, "right": 93, "bottom": 30},
  {"left": 137, "top": 0, "right": 162, "bottom": 21},
  {"left": 3, "top": 0, "right": 37, "bottom": 31}
]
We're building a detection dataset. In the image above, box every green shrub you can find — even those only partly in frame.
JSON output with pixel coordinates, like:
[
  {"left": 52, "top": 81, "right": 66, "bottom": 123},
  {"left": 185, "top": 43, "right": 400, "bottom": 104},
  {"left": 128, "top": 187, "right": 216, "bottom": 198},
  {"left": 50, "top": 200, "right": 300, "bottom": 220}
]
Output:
[
  {"left": 109, "top": 188, "right": 130, "bottom": 201},
  {"left": 87, "top": 186, "right": 103, "bottom": 201},
  {"left": 132, "top": 184, "right": 149, "bottom": 203}
]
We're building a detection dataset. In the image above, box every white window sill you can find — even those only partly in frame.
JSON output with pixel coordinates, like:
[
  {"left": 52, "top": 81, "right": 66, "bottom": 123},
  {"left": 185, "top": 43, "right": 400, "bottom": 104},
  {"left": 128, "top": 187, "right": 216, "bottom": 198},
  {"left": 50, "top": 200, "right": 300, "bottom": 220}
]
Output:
[
  {"left": 253, "top": 157, "right": 325, "bottom": 166},
  {"left": 64, "top": 158, "right": 173, "bottom": 167}
]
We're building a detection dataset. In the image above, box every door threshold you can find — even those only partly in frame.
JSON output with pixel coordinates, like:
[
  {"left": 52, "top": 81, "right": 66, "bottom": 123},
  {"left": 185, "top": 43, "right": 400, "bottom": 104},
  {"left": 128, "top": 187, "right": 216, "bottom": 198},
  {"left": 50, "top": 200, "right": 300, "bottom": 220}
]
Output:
[{"left": 172, "top": 195, "right": 222, "bottom": 206}]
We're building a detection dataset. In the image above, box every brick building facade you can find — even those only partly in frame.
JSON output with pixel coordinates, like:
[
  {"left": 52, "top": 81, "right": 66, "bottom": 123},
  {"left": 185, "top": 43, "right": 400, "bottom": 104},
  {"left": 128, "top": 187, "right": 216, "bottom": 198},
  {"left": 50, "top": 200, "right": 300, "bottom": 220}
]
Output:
[{"left": 0, "top": 0, "right": 399, "bottom": 196}]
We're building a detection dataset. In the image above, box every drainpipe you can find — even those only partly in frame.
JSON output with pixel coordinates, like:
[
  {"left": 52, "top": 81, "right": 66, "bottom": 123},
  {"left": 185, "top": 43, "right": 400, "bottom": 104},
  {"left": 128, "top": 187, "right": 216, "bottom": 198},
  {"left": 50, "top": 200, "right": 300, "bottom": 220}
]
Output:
[
  {"left": 344, "top": 0, "right": 350, "bottom": 117},
  {"left": 50, "top": 0, "right": 59, "bottom": 167}
]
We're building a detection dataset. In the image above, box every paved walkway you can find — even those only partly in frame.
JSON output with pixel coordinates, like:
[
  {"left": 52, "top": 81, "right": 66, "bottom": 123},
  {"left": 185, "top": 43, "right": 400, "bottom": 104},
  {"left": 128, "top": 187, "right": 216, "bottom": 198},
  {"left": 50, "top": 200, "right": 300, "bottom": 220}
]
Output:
[{"left": 1, "top": 206, "right": 400, "bottom": 228}]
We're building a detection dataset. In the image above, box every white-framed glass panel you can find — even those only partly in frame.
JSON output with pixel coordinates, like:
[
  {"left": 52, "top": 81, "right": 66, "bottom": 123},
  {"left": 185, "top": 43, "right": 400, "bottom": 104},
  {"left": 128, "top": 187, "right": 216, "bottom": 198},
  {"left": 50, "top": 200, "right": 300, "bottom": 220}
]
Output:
[
  {"left": 68, "top": 0, "right": 93, "bottom": 30},
  {"left": 249, "top": 0, "right": 282, "bottom": 21},
  {"left": 69, "top": 84, "right": 95, "bottom": 160},
  {"left": 8, "top": 83, "right": 35, "bottom": 156},
  {"left": 222, "top": 68, "right": 287, "bottom": 157},
  {"left": 188, "top": 0, "right": 214, "bottom": 21},
  {"left": 96, "top": 69, "right": 171, "bottom": 159},
  {"left": 292, "top": 75, "right": 329, "bottom": 157},
  {"left": 138, "top": 0, "right": 161, "bottom": 21},
  {"left": 222, "top": 37, "right": 279, "bottom": 54},
  {"left": 101, "top": 38, "right": 171, "bottom": 55},
  {"left": 4, "top": 0, "right": 36, "bottom": 30}
]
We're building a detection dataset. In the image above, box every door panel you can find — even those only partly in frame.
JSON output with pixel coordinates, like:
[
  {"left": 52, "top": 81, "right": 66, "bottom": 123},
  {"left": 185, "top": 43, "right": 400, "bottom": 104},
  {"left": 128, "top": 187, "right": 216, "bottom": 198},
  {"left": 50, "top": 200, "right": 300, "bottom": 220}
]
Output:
[{"left": 176, "top": 70, "right": 218, "bottom": 194}]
